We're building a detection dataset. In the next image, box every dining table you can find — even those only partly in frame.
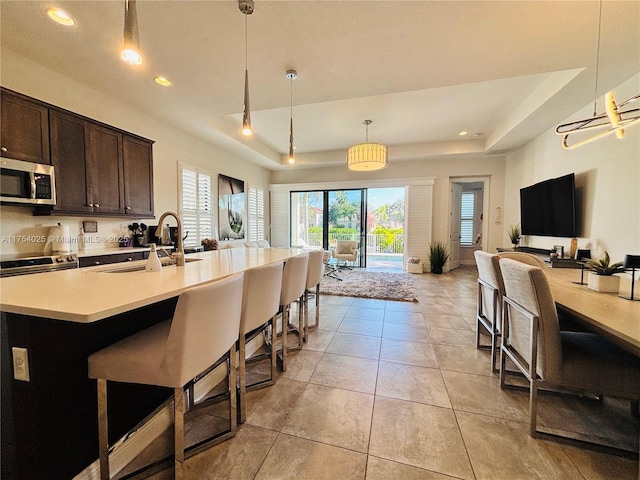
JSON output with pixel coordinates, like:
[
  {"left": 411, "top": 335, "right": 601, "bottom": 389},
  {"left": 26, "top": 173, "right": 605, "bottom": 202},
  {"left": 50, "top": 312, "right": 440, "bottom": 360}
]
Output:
[{"left": 544, "top": 267, "right": 640, "bottom": 357}]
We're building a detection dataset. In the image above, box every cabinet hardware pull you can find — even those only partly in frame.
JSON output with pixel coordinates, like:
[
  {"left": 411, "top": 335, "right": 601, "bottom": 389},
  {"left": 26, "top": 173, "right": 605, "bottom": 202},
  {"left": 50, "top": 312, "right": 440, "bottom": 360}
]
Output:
[
  {"left": 94, "top": 204, "right": 100, "bottom": 208},
  {"left": 126, "top": 206, "right": 131, "bottom": 210},
  {"left": 127, "top": 257, "right": 133, "bottom": 261},
  {"left": 1, "top": 146, "right": 7, "bottom": 152},
  {"left": 94, "top": 261, "right": 100, "bottom": 265},
  {"left": 88, "top": 203, "right": 94, "bottom": 207}
]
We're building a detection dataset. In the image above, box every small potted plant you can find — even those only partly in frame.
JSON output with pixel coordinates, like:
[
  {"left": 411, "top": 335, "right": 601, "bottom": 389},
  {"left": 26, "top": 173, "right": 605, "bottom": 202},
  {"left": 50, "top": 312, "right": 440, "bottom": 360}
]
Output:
[
  {"left": 201, "top": 238, "right": 218, "bottom": 251},
  {"left": 581, "top": 251, "right": 626, "bottom": 293},
  {"left": 507, "top": 224, "right": 521, "bottom": 248},
  {"left": 429, "top": 241, "right": 450, "bottom": 274}
]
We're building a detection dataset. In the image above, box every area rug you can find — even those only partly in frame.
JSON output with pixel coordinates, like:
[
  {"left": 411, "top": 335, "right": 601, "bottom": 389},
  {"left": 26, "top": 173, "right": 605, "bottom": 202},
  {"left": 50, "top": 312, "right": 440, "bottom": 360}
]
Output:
[{"left": 320, "top": 270, "right": 418, "bottom": 302}]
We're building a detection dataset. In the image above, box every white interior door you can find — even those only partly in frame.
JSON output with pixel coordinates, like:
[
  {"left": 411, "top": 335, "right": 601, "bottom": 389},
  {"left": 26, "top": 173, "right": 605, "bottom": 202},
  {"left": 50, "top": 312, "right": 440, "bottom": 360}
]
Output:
[{"left": 450, "top": 183, "right": 462, "bottom": 270}]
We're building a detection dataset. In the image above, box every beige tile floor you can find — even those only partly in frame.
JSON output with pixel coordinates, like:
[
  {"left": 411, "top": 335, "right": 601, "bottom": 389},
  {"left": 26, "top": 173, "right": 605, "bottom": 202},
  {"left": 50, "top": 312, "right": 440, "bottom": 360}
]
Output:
[{"left": 143, "top": 266, "right": 639, "bottom": 480}]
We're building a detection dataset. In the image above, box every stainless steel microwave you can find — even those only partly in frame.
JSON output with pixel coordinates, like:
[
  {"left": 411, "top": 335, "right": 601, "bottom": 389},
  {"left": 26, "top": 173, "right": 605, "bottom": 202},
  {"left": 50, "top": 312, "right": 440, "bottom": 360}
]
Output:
[{"left": 0, "top": 157, "right": 56, "bottom": 205}]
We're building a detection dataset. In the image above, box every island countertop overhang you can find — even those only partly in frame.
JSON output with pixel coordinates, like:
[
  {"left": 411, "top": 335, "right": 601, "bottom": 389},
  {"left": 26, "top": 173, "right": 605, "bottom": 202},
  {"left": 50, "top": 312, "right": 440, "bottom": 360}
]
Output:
[{"left": 0, "top": 248, "right": 304, "bottom": 323}]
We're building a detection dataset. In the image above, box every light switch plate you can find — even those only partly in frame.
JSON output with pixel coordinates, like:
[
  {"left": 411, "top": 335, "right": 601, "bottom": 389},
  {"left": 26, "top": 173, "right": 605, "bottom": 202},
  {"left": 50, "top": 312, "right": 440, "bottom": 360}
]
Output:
[{"left": 12, "top": 347, "right": 30, "bottom": 382}]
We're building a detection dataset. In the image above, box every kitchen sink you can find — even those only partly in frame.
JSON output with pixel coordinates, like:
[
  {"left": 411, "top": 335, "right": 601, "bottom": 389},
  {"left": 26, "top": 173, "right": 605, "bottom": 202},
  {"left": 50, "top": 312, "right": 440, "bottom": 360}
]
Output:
[{"left": 99, "top": 257, "right": 202, "bottom": 273}]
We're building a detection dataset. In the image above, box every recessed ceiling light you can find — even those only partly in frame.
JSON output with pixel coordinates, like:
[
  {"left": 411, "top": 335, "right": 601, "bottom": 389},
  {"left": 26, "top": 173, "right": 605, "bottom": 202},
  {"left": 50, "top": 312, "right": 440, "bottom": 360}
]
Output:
[
  {"left": 154, "top": 76, "right": 172, "bottom": 87},
  {"left": 458, "top": 130, "right": 469, "bottom": 136},
  {"left": 47, "top": 8, "right": 75, "bottom": 26},
  {"left": 473, "top": 132, "right": 483, "bottom": 137}
]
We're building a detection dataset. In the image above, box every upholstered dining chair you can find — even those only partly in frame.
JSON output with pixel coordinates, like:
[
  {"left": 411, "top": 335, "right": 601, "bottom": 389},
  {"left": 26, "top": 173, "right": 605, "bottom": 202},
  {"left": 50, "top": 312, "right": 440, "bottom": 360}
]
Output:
[
  {"left": 238, "top": 261, "right": 283, "bottom": 424},
  {"left": 257, "top": 239, "right": 270, "bottom": 248},
  {"left": 279, "top": 253, "right": 309, "bottom": 371},
  {"left": 498, "top": 251, "right": 548, "bottom": 270},
  {"left": 88, "top": 273, "right": 244, "bottom": 479},
  {"left": 244, "top": 241, "right": 259, "bottom": 248},
  {"left": 473, "top": 251, "right": 504, "bottom": 372},
  {"left": 498, "top": 258, "right": 640, "bottom": 450},
  {"left": 333, "top": 241, "right": 358, "bottom": 269},
  {"left": 304, "top": 249, "right": 325, "bottom": 340}
]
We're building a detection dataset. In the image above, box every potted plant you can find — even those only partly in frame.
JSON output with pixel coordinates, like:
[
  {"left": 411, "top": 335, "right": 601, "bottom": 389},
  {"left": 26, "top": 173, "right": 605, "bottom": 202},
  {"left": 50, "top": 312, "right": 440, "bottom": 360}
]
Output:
[
  {"left": 581, "top": 251, "right": 626, "bottom": 293},
  {"left": 429, "top": 241, "right": 450, "bottom": 274},
  {"left": 507, "top": 224, "right": 521, "bottom": 248},
  {"left": 201, "top": 238, "right": 218, "bottom": 251}
]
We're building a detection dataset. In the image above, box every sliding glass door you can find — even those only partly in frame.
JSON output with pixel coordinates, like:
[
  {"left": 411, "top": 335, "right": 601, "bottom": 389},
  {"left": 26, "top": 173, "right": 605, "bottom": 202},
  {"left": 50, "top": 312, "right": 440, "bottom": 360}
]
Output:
[
  {"left": 290, "top": 191, "right": 325, "bottom": 248},
  {"left": 328, "top": 190, "right": 366, "bottom": 267},
  {"left": 290, "top": 189, "right": 367, "bottom": 267}
]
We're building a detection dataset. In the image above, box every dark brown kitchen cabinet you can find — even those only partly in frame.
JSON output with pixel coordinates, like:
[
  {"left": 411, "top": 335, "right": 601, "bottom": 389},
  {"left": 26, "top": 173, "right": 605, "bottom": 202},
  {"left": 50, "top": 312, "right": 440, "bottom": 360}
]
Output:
[
  {"left": 86, "top": 123, "right": 125, "bottom": 214},
  {"left": 0, "top": 89, "right": 50, "bottom": 164},
  {"left": 78, "top": 251, "right": 146, "bottom": 267},
  {"left": 48, "top": 110, "right": 93, "bottom": 213},
  {"left": 123, "top": 135, "right": 154, "bottom": 217}
]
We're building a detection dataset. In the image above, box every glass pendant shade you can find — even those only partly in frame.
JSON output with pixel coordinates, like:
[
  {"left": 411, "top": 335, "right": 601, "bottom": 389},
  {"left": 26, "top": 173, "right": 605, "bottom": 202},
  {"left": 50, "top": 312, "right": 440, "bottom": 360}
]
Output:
[
  {"left": 242, "top": 69, "right": 252, "bottom": 136},
  {"left": 288, "top": 117, "right": 295, "bottom": 164},
  {"left": 121, "top": 0, "right": 142, "bottom": 65}
]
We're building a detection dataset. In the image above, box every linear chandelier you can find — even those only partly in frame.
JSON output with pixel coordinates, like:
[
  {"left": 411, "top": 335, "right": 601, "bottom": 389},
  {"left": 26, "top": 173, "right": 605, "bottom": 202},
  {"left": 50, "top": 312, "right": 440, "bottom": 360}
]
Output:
[
  {"left": 555, "top": 0, "right": 640, "bottom": 150},
  {"left": 120, "top": 0, "right": 142, "bottom": 65},
  {"left": 346, "top": 120, "right": 388, "bottom": 171},
  {"left": 239, "top": 0, "right": 254, "bottom": 136},
  {"left": 286, "top": 69, "right": 297, "bottom": 165}
]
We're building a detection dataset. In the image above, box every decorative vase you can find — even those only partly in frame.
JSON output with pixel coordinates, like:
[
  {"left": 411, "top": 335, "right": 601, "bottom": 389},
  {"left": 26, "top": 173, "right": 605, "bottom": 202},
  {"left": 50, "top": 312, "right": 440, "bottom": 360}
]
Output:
[{"left": 587, "top": 273, "right": 620, "bottom": 293}]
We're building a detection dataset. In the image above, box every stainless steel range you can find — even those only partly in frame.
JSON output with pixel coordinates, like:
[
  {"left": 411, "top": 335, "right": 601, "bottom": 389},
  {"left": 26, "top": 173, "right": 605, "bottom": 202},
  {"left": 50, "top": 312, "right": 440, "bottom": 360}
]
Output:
[{"left": 0, "top": 252, "right": 78, "bottom": 277}]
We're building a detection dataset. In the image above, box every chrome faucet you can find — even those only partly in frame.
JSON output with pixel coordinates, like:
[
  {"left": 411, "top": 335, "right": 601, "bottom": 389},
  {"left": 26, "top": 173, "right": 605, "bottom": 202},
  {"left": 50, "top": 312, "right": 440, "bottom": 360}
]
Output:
[{"left": 155, "top": 211, "right": 185, "bottom": 266}]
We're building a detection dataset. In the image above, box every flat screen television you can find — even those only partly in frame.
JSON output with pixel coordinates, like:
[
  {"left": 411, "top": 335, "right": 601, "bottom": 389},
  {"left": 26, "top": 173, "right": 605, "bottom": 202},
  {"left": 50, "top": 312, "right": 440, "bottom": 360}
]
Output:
[{"left": 520, "top": 173, "right": 576, "bottom": 237}]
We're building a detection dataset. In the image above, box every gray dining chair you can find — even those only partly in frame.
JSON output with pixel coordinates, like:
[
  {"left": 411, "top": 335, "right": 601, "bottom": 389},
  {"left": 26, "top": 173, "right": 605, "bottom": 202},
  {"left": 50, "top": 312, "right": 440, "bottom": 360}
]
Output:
[
  {"left": 499, "top": 258, "right": 640, "bottom": 451},
  {"left": 474, "top": 250, "right": 504, "bottom": 372}
]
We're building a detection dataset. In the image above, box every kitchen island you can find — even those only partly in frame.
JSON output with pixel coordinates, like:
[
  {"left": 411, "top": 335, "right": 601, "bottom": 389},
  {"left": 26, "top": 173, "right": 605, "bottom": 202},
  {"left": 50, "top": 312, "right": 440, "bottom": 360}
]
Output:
[{"left": 0, "top": 247, "right": 304, "bottom": 479}]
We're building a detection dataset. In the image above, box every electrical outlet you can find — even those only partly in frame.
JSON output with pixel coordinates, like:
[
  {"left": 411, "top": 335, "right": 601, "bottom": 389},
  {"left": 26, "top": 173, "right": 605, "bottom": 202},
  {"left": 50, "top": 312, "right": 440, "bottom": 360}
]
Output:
[{"left": 12, "top": 347, "right": 30, "bottom": 382}]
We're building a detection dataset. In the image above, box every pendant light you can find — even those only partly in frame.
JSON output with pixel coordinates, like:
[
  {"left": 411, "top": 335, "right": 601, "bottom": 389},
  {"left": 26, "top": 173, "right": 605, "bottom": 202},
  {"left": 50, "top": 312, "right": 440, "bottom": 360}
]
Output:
[
  {"left": 346, "top": 120, "right": 388, "bottom": 171},
  {"left": 120, "top": 0, "right": 142, "bottom": 65},
  {"left": 239, "top": 0, "right": 254, "bottom": 136},
  {"left": 286, "top": 69, "right": 297, "bottom": 165},
  {"left": 555, "top": 0, "right": 640, "bottom": 149}
]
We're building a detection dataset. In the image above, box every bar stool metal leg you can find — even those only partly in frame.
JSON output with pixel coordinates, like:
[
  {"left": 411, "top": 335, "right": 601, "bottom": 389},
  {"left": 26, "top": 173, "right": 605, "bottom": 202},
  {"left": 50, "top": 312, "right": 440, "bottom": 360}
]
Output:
[
  {"left": 174, "top": 387, "right": 185, "bottom": 479},
  {"left": 97, "top": 379, "right": 109, "bottom": 480}
]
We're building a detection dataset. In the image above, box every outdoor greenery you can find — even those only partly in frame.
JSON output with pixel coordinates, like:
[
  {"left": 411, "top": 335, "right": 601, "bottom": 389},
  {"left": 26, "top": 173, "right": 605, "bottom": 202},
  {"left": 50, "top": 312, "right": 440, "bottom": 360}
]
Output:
[{"left": 371, "top": 226, "right": 404, "bottom": 251}]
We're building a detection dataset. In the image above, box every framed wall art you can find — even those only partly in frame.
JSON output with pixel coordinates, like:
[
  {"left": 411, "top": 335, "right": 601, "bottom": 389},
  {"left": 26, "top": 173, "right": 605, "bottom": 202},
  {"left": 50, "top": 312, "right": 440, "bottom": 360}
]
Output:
[{"left": 218, "top": 174, "right": 245, "bottom": 241}]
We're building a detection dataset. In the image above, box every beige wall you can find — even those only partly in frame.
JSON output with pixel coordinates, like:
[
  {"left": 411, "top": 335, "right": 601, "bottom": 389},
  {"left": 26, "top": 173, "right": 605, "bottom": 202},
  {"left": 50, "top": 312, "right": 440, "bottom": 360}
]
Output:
[
  {"left": 272, "top": 154, "right": 506, "bottom": 254},
  {"left": 504, "top": 73, "right": 640, "bottom": 264},
  {"left": 0, "top": 49, "right": 271, "bottom": 255}
]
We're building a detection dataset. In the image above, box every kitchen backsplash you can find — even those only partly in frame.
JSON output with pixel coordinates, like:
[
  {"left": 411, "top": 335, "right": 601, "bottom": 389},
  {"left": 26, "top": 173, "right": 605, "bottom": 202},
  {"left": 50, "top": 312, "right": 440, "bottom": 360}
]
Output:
[{"left": 0, "top": 205, "right": 141, "bottom": 255}]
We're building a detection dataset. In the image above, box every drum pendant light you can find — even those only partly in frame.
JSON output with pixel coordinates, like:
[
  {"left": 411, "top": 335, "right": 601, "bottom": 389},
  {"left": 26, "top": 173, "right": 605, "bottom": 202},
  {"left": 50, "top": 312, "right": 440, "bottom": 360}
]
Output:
[{"left": 346, "top": 120, "right": 388, "bottom": 171}]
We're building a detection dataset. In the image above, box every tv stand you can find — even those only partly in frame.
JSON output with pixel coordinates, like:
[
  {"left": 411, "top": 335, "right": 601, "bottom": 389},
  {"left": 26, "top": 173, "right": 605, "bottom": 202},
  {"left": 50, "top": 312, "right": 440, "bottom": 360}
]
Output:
[{"left": 496, "top": 246, "right": 580, "bottom": 269}]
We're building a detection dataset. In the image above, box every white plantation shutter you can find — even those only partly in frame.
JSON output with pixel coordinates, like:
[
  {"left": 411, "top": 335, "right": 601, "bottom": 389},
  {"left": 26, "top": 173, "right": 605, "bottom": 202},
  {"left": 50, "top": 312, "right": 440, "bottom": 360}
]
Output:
[
  {"left": 404, "top": 184, "right": 434, "bottom": 266},
  {"left": 179, "top": 164, "right": 213, "bottom": 248},
  {"left": 248, "top": 186, "right": 264, "bottom": 241},
  {"left": 460, "top": 191, "right": 475, "bottom": 246}
]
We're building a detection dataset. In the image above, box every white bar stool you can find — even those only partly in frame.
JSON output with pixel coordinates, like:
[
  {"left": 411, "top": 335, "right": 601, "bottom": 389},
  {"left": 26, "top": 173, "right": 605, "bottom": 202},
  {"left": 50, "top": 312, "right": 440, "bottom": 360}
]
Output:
[
  {"left": 238, "top": 261, "right": 284, "bottom": 423},
  {"left": 304, "top": 249, "right": 325, "bottom": 340},
  {"left": 279, "top": 253, "right": 309, "bottom": 371},
  {"left": 88, "top": 273, "right": 244, "bottom": 479}
]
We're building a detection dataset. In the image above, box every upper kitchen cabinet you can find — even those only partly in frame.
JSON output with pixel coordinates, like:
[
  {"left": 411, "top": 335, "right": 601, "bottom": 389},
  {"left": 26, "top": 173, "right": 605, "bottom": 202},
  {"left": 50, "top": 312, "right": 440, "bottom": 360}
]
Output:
[
  {"left": 86, "top": 123, "right": 125, "bottom": 215},
  {"left": 0, "top": 89, "right": 50, "bottom": 164},
  {"left": 48, "top": 110, "right": 93, "bottom": 214},
  {"left": 5, "top": 86, "right": 157, "bottom": 218},
  {"left": 123, "top": 135, "right": 154, "bottom": 217}
]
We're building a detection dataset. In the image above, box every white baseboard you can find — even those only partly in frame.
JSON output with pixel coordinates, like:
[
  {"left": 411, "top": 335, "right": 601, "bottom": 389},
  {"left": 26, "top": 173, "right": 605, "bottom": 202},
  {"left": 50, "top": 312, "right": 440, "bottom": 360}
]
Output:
[{"left": 74, "top": 334, "right": 264, "bottom": 480}]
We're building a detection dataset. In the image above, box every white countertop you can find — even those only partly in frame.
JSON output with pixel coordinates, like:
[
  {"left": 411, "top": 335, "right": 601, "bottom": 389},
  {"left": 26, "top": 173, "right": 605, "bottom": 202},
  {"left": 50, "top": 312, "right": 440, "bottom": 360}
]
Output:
[{"left": 0, "top": 248, "right": 304, "bottom": 323}]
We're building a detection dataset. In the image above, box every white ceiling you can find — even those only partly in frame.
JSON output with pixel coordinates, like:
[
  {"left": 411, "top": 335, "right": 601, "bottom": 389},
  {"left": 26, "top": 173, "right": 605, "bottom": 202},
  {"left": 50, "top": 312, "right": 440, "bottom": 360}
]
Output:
[{"left": 1, "top": 1, "right": 639, "bottom": 170}]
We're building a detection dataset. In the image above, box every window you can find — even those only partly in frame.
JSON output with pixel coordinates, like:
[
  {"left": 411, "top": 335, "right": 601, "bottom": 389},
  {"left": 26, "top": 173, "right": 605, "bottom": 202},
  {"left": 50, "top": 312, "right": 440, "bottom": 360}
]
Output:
[
  {"left": 248, "top": 186, "right": 264, "bottom": 241},
  {"left": 179, "top": 163, "right": 213, "bottom": 248},
  {"left": 460, "top": 190, "right": 476, "bottom": 246}
]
